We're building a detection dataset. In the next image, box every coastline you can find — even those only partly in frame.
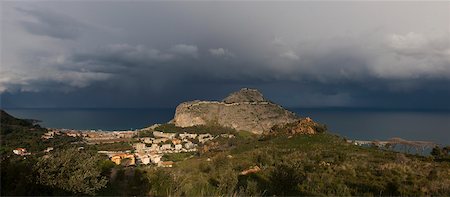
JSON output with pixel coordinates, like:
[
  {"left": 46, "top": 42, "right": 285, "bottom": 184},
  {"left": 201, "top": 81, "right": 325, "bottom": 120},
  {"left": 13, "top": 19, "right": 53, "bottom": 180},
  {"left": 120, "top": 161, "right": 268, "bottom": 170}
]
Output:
[{"left": 6, "top": 107, "right": 448, "bottom": 145}]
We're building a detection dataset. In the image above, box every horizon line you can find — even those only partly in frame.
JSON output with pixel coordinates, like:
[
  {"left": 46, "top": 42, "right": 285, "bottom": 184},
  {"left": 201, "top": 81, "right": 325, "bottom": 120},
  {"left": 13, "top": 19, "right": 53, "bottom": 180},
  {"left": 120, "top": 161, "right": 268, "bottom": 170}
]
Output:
[{"left": 2, "top": 106, "right": 449, "bottom": 111}]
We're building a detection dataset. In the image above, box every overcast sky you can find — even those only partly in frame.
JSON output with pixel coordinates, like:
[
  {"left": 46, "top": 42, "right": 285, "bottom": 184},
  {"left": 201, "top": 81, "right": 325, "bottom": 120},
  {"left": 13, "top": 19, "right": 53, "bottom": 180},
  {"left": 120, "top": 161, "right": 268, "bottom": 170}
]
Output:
[{"left": 1, "top": 1, "right": 449, "bottom": 109}]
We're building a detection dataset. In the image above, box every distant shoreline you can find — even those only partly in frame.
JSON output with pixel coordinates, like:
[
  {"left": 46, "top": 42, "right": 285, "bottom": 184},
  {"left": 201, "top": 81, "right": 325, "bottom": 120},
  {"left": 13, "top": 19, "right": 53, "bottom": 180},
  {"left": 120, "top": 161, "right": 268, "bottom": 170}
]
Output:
[{"left": 4, "top": 108, "right": 450, "bottom": 145}]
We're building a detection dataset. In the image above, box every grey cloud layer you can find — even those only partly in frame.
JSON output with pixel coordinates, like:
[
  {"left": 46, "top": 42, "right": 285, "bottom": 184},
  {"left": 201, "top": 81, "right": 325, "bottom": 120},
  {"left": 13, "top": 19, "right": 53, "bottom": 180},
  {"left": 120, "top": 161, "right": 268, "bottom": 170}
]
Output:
[
  {"left": 1, "top": 2, "right": 449, "bottom": 108},
  {"left": 15, "top": 7, "right": 88, "bottom": 40}
]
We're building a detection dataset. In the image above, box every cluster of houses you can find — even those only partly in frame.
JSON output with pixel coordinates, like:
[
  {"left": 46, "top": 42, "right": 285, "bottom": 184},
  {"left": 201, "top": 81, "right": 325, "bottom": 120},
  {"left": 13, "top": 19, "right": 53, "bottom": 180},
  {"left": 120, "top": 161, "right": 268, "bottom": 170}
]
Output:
[
  {"left": 136, "top": 131, "right": 235, "bottom": 154},
  {"left": 98, "top": 150, "right": 171, "bottom": 167},
  {"left": 44, "top": 128, "right": 137, "bottom": 143},
  {"left": 83, "top": 130, "right": 136, "bottom": 141},
  {"left": 34, "top": 127, "right": 236, "bottom": 168},
  {"left": 102, "top": 131, "right": 235, "bottom": 167},
  {"left": 42, "top": 130, "right": 61, "bottom": 139}
]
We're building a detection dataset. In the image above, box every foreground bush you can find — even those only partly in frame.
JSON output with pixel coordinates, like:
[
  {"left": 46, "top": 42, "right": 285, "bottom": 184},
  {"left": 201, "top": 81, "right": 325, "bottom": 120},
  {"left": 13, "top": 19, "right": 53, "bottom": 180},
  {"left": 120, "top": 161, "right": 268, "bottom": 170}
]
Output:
[{"left": 34, "top": 148, "right": 108, "bottom": 195}]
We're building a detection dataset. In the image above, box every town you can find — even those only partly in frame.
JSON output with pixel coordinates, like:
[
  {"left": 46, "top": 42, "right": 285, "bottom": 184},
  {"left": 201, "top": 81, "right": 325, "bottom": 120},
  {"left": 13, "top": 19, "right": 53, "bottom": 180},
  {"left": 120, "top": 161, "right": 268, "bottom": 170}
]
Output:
[{"left": 16, "top": 126, "right": 236, "bottom": 168}]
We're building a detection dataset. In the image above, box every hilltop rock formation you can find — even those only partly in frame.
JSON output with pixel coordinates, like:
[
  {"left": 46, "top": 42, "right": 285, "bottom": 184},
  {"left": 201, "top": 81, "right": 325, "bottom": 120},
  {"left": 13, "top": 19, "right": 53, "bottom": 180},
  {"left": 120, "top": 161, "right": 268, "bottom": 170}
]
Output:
[
  {"left": 172, "top": 88, "right": 299, "bottom": 134},
  {"left": 223, "top": 88, "right": 266, "bottom": 103}
]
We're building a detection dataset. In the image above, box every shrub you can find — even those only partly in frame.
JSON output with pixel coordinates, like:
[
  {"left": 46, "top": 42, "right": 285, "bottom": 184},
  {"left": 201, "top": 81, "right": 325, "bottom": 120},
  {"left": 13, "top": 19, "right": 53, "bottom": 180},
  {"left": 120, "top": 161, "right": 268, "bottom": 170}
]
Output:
[
  {"left": 146, "top": 169, "right": 181, "bottom": 196},
  {"left": 34, "top": 148, "right": 108, "bottom": 195},
  {"left": 269, "top": 160, "right": 306, "bottom": 195}
]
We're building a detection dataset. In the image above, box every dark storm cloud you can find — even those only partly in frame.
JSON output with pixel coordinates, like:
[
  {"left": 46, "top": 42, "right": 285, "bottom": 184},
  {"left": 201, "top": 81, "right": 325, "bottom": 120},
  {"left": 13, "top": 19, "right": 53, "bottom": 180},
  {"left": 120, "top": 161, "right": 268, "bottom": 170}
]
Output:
[
  {"left": 1, "top": 2, "right": 449, "bottom": 109},
  {"left": 15, "top": 7, "right": 88, "bottom": 40}
]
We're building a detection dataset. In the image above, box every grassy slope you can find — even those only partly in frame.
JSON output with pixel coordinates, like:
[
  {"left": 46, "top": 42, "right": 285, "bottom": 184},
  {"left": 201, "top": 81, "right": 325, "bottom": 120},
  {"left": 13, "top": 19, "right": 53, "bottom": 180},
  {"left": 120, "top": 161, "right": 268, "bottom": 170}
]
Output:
[{"left": 168, "top": 133, "right": 450, "bottom": 196}]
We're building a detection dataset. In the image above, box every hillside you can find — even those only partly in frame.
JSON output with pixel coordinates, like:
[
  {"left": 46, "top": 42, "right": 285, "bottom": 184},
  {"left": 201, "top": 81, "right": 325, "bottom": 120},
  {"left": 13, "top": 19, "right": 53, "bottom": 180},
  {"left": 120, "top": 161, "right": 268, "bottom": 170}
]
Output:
[
  {"left": 0, "top": 110, "right": 78, "bottom": 156},
  {"left": 1, "top": 110, "right": 35, "bottom": 133},
  {"left": 0, "top": 110, "right": 48, "bottom": 154},
  {"left": 172, "top": 88, "right": 299, "bottom": 134},
  {"left": 1, "top": 110, "right": 449, "bottom": 196},
  {"left": 120, "top": 132, "right": 450, "bottom": 196}
]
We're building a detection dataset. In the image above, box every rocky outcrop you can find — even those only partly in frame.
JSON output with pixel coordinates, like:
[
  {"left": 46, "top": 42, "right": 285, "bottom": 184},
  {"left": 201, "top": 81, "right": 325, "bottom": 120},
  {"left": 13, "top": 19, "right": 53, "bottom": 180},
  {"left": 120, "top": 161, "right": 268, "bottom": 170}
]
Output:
[
  {"left": 223, "top": 88, "right": 266, "bottom": 103},
  {"left": 172, "top": 88, "right": 299, "bottom": 134},
  {"left": 267, "top": 117, "right": 327, "bottom": 135}
]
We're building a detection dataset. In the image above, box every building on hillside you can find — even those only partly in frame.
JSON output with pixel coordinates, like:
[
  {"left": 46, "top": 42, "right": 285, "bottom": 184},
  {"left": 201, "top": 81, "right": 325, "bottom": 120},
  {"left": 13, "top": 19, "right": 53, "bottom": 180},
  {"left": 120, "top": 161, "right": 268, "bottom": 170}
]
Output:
[
  {"left": 117, "top": 131, "right": 136, "bottom": 138},
  {"left": 149, "top": 154, "right": 162, "bottom": 164},
  {"left": 220, "top": 134, "right": 235, "bottom": 138},
  {"left": 42, "top": 131, "right": 56, "bottom": 139},
  {"left": 44, "top": 147, "right": 54, "bottom": 153},
  {"left": 149, "top": 144, "right": 159, "bottom": 152},
  {"left": 141, "top": 156, "right": 150, "bottom": 165},
  {"left": 134, "top": 143, "right": 146, "bottom": 152},
  {"left": 66, "top": 131, "right": 81, "bottom": 137},
  {"left": 13, "top": 148, "right": 30, "bottom": 156},
  {"left": 140, "top": 137, "right": 153, "bottom": 144},
  {"left": 174, "top": 144, "right": 183, "bottom": 150},
  {"left": 199, "top": 134, "right": 214, "bottom": 143},
  {"left": 179, "top": 132, "right": 198, "bottom": 139},
  {"left": 184, "top": 141, "right": 196, "bottom": 149},
  {"left": 172, "top": 139, "right": 182, "bottom": 145},
  {"left": 158, "top": 161, "right": 174, "bottom": 168},
  {"left": 135, "top": 153, "right": 151, "bottom": 165},
  {"left": 111, "top": 154, "right": 135, "bottom": 166},
  {"left": 161, "top": 144, "right": 172, "bottom": 150}
]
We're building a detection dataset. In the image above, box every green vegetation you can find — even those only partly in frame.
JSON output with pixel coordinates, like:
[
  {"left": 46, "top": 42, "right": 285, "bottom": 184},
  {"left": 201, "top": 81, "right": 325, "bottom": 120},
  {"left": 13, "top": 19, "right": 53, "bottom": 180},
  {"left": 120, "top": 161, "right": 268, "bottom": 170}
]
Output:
[
  {"left": 0, "top": 110, "right": 80, "bottom": 158},
  {"left": 1, "top": 110, "right": 449, "bottom": 196},
  {"left": 155, "top": 123, "right": 237, "bottom": 135},
  {"left": 1, "top": 110, "right": 107, "bottom": 196},
  {"left": 431, "top": 146, "right": 450, "bottom": 162},
  {"left": 98, "top": 167, "right": 150, "bottom": 196},
  {"left": 34, "top": 148, "right": 108, "bottom": 195},
  {"left": 269, "top": 119, "right": 327, "bottom": 134},
  {"left": 1, "top": 148, "right": 109, "bottom": 196},
  {"left": 137, "top": 133, "right": 450, "bottom": 196},
  {"left": 1, "top": 110, "right": 47, "bottom": 155},
  {"left": 137, "top": 129, "right": 154, "bottom": 137}
]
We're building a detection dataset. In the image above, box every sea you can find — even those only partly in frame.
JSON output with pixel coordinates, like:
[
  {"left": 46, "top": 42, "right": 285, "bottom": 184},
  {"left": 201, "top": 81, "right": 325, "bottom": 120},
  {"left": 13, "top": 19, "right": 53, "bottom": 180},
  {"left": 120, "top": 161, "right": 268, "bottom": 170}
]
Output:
[{"left": 4, "top": 108, "right": 450, "bottom": 145}]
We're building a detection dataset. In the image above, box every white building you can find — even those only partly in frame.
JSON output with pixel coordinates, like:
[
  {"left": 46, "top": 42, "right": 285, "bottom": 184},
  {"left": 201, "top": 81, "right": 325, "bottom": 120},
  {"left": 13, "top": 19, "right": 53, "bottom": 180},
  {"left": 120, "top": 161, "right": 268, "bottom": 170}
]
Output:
[
  {"left": 184, "top": 141, "right": 195, "bottom": 149},
  {"left": 220, "top": 134, "right": 235, "bottom": 138},
  {"left": 198, "top": 134, "right": 214, "bottom": 143},
  {"left": 44, "top": 147, "right": 54, "bottom": 153},
  {"left": 149, "top": 144, "right": 160, "bottom": 151},
  {"left": 137, "top": 155, "right": 151, "bottom": 165},
  {"left": 13, "top": 148, "right": 30, "bottom": 156},
  {"left": 140, "top": 137, "right": 153, "bottom": 144},
  {"left": 161, "top": 144, "right": 172, "bottom": 150},
  {"left": 174, "top": 144, "right": 183, "bottom": 150},
  {"left": 150, "top": 154, "right": 162, "bottom": 164},
  {"left": 134, "top": 143, "right": 146, "bottom": 152},
  {"left": 158, "top": 161, "right": 174, "bottom": 168},
  {"left": 179, "top": 132, "right": 198, "bottom": 139}
]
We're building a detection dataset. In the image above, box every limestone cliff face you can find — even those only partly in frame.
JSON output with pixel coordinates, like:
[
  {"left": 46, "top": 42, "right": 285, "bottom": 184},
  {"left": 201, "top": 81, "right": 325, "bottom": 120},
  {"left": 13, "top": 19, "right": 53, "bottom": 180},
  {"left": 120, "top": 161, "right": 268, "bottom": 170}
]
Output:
[{"left": 173, "top": 88, "right": 298, "bottom": 134}]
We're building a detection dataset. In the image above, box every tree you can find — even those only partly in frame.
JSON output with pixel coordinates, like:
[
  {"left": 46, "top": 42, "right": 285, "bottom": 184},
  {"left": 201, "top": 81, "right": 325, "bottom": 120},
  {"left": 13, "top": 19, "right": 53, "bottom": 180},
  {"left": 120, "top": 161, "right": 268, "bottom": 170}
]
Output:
[
  {"left": 34, "top": 148, "right": 108, "bottom": 195},
  {"left": 431, "top": 146, "right": 450, "bottom": 161}
]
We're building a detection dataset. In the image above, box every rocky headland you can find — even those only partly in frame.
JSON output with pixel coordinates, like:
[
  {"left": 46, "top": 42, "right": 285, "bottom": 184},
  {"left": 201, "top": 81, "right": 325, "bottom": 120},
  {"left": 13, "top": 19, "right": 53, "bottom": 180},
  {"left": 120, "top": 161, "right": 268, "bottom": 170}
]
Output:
[{"left": 172, "top": 88, "right": 314, "bottom": 134}]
